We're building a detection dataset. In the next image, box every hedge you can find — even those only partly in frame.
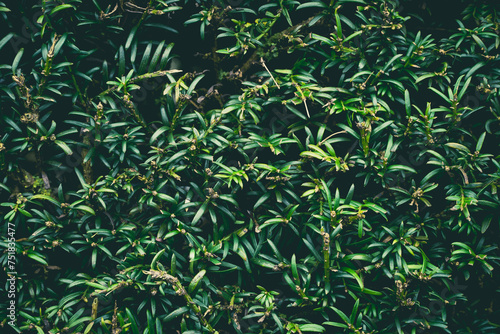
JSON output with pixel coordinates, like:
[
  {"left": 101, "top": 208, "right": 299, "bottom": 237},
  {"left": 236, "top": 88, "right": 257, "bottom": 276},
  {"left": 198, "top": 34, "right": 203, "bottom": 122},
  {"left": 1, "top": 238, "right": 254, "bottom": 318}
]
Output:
[{"left": 1, "top": 0, "right": 499, "bottom": 333}]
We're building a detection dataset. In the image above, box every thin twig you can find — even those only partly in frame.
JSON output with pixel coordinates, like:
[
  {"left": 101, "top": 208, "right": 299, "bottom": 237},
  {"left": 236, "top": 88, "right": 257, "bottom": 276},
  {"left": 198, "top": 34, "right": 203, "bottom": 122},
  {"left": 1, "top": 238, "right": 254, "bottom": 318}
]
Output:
[
  {"left": 260, "top": 57, "right": 280, "bottom": 89},
  {"left": 93, "top": 69, "right": 182, "bottom": 101},
  {"left": 239, "top": 15, "right": 316, "bottom": 76},
  {"left": 303, "top": 99, "right": 310, "bottom": 118},
  {"left": 143, "top": 269, "right": 219, "bottom": 333},
  {"left": 318, "top": 130, "right": 347, "bottom": 146}
]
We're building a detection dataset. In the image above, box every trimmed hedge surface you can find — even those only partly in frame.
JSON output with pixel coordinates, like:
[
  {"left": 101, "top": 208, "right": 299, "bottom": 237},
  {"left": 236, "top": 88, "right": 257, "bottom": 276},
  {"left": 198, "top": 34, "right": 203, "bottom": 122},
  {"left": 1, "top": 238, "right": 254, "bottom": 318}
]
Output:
[{"left": 1, "top": 0, "right": 500, "bottom": 333}]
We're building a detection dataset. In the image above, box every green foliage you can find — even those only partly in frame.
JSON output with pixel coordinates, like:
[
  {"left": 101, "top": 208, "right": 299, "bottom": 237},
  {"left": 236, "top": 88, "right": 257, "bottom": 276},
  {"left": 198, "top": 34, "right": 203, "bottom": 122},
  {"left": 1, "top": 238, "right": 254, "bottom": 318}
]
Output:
[{"left": 1, "top": 0, "right": 500, "bottom": 333}]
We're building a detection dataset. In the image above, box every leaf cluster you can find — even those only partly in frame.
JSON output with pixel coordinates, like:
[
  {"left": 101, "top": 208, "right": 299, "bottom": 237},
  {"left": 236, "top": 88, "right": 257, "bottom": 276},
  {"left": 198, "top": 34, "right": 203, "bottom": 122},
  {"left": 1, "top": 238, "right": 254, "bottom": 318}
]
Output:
[{"left": 1, "top": 0, "right": 500, "bottom": 333}]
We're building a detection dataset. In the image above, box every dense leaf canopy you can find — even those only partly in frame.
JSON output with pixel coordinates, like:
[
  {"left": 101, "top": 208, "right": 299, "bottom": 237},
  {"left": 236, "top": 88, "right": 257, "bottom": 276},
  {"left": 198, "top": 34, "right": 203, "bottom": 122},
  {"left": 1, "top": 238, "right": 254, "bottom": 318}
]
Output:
[{"left": 1, "top": 0, "right": 500, "bottom": 333}]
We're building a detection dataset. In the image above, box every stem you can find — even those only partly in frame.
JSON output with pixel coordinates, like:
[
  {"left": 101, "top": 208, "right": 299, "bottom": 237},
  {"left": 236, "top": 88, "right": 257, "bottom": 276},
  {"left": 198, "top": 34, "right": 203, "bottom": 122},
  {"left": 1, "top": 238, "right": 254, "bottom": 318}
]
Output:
[
  {"left": 255, "top": 12, "right": 281, "bottom": 41},
  {"left": 321, "top": 228, "right": 330, "bottom": 281},
  {"left": 143, "top": 269, "right": 219, "bottom": 333},
  {"left": 81, "top": 132, "right": 93, "bottom": 184},
  {"left": 260, "top": 58, "right": 280, "bottom": 89},
  {"left": 65, "top": 55, "right": 87, "bottom": 108},
  {"left": 303, "top": 99, "right": 310, "bottom": 118},
  {"left": 136, "top": 0, "right": 154, "bottom": 27},
  {"left": 240, "top": 15, "right": 317, "bottom": 75},
  {"left": 93, "top": 69, "right": 182, "bottom": 101},
  {"left": 318, "top": 130, "right": 347, "bottom": 146},
  {"left": 121, "top": 94, "right": 151, "bottom": 134},
  {"left": 38, "top": 34, "right": 60, "bottom": 97}
]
